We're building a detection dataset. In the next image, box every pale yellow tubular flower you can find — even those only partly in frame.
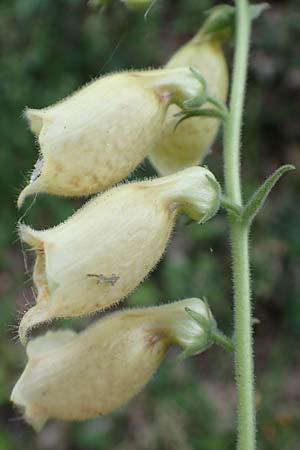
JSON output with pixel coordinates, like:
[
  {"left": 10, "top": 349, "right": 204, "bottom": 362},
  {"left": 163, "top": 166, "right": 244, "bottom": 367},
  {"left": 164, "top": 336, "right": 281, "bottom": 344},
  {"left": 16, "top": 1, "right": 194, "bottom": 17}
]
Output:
[
  {"left": 18, "top": 67, "right": 205, "bottom": 207},
  {"left": 148, "top": 29, "right": 229, "bottom": 175},
  {"left": 12, "top": 298, "right": 213, "bottom": 431},
  {"left": 18, "top": 166, "right": 220, "bottom": 344}
]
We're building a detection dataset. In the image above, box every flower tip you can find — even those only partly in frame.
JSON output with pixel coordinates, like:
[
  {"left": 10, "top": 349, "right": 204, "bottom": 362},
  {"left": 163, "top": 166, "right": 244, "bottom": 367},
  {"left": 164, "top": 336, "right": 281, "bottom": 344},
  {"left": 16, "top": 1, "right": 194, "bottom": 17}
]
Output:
[
  {"left": 17, "top": 185, "right": 30, "bottom": 209},
  {"left": 18, "top": 223, "right": 42, "bottom": 248},
  {"left": 23, "top": 108, "right": 43, "bottom": 135},
  {"left": 10, "top": 374, "right": 47, "bottom": 431},
  {"left": 10, "top": 387, "right": 41, "bottom": 432},
  {"left": 17, "top": 180, "right": 41, "bottom": 208},
  {"left": 19, "top": 305, "right": 51, "bottom": 346},
  {"left": 11, "top": 387, "right": 48, "bottom": 431},
  {"left": 29, "top": 415, "right": 48, "bottom": 433}
]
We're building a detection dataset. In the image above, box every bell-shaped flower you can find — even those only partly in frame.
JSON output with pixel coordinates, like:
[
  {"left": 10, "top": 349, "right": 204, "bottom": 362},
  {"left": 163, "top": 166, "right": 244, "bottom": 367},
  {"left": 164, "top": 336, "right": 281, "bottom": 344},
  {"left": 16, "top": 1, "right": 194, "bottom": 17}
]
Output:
[
  {"left": 12, "top": 298, "right": 214, "bottom": 430},
  {"left": 18, "top": 67, "right": 205, "bottom": 207},
  {"left": 148, "top": 22, "right": 229, "bottom": 175},
  {"left": 18, "top": 167, "right": 220, "bottom": 344}
]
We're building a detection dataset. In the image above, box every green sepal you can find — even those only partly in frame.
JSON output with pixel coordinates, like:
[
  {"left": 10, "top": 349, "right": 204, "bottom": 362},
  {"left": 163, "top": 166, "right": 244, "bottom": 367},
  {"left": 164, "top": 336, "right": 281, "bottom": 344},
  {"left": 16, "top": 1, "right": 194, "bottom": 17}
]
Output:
[
  {"left": 178, "top": 335, "right": 212, "bottom": 361},
  {"left": 183, "top": 93, "right": 208, "bottom": 110},
  {"left": 175, "top": 67, "right": 228, "bottom": 128},
  {"left": 199, "top": 4, "right": 235, "bottom": 42},
  {"left": 197, "top": 3, "right": 269, "bottom": 43},
  {"left": 179, "top": 305, "right": 235, "bottom": 358},
  {"left": 189, "top": 67, "right": 207, "bottom": 91},
  {"left": 178, "top": 303, "right": 215, "bottom": 360},
  {"left": 242, "top": 164, "right": 295, "bottom": 226},
  {"left": 175, "top": 109, "right": 225, "bottom": 130},
  {"left": 185, "top": 305, "right": 216, "bottom": 332}
]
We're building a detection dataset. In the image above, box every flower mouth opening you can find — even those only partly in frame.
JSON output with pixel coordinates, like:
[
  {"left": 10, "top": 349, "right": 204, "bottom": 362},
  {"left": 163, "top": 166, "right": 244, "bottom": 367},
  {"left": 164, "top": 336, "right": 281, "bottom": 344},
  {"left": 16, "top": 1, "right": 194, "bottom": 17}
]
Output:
[
  {"left": 18, "top": 108, "right": 49, "bottom": 207},
  {"left": 11, "top": 363, "right": 49, "bottom": 431},
  {"left": 18, "top": 225, "right": 52, "bottom": 344}
]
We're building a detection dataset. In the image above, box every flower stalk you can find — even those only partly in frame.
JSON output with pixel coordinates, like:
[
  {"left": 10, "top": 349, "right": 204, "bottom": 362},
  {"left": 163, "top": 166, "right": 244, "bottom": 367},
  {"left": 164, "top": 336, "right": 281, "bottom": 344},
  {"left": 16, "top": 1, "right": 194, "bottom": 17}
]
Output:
[{"left": 222, "top": 1, "right": 256, "bottom": 449}]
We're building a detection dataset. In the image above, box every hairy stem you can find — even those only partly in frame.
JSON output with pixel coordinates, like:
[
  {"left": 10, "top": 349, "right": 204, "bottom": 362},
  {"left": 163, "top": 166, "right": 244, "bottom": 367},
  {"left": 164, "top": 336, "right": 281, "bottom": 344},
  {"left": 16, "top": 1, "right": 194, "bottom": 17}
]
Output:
[
  {"left": 223, "top": 1, "right": 256, "bottom": 449},
  {"left": 230, "top": 221, "right": 255, "bottom": 450}
]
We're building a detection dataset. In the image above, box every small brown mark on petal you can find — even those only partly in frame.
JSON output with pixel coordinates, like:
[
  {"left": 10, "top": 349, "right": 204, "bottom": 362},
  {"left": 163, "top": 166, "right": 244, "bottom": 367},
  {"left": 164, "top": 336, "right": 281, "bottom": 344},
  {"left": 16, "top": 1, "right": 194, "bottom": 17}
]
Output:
[
  {"left": 168, "top": 201, "right": 181, "bottom": 215},
  {"left": 147, "top": 334, "right": 161, "bottom": 347},
  {"left": 53, "top": 161, "right": 63, "bottom": 172}
]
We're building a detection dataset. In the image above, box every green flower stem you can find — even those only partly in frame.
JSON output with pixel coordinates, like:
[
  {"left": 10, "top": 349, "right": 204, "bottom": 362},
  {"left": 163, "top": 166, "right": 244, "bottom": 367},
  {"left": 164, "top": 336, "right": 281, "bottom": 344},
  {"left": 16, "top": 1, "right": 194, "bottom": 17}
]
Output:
[
  {"left": 220, "top": 195, "right": 243, "bottom": 215},
  {"left": 210, "top": 328, "right": 235, "bottom": 353},
  {"left": 230, "top": 221, "right": 255, "bottom": 450},
  {"left": 222, "top": 1, "right": 256, "bottom": 450}
]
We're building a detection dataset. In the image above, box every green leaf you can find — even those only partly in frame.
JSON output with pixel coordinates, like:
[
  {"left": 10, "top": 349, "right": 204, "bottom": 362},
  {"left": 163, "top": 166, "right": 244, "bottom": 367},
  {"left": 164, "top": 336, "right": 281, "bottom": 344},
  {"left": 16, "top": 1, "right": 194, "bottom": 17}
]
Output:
[
  {"left": 249, "top": 3, "right": 270, "bottom": 21},
  {"left": 242, "top": 164, "right": 295, "bottom": 226}
]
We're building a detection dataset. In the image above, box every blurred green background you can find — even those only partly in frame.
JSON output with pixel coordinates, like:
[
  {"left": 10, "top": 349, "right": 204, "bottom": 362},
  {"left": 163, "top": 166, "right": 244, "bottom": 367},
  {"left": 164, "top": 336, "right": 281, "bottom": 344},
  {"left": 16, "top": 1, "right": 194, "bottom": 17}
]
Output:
[{"left": 1, "top": 0, "right": 300, "bottom": 449}]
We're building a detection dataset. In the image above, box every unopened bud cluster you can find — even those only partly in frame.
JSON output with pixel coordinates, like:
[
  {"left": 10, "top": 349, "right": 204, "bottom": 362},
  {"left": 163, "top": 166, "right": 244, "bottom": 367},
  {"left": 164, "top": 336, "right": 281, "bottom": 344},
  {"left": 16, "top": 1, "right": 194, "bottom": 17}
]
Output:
[{"left": 11, "top": 12, "right": 227, "bottom": 430}]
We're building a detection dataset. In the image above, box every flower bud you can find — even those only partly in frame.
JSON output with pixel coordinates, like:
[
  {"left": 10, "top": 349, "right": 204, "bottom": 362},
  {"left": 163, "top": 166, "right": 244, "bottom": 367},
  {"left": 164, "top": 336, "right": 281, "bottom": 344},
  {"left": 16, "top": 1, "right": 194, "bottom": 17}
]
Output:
[
  {"left": 18, "top": 68, "right": 204, "bottom": 207},
  {"left": 148, "top": 27, "right": 229, "bottom": 175},
  {"left": 11, "top": 298, "right": 213, "bottom": 430},
  {"left": 18, "top": 167, "right": 220, "bottom": 344}
]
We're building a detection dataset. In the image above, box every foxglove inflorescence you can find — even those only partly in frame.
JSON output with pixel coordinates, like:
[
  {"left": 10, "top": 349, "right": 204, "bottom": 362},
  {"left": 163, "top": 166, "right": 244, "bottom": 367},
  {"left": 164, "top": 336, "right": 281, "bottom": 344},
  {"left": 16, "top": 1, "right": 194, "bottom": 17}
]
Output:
[{"left": 12, "top": 7, "right": 228, "bottom": 431}]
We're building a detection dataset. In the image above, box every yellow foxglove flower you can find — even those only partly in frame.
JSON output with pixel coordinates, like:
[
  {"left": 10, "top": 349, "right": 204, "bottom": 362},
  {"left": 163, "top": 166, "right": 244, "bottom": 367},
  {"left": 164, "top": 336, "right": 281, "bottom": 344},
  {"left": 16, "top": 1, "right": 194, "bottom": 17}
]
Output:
[
  {"left": 148, "top": 26, "right": 229, "bottom": 175},
  {"left": 18, "top": 167, "right": 220, "bottom": 344},
  {"left": 18, "top": 68, "right": 204, "bottom": 207},
  {"left": 12, "top": 298, "right": 213, "bottom": 430}
]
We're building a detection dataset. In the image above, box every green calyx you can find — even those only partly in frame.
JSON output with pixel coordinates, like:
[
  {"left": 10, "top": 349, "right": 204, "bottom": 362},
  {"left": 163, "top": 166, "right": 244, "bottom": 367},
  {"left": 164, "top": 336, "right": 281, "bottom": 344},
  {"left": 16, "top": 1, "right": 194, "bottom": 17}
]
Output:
[
  {"left": 179, "top": 301, "right": 235, "bottom": 360},
  {"left": 193, "top": 3, "right": 269, "bottom": 44},
  {"left": 175, "top": 67, "right": 229, "bottom": 128}
]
